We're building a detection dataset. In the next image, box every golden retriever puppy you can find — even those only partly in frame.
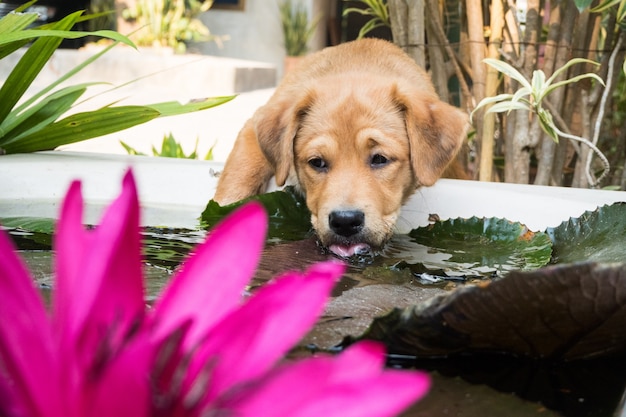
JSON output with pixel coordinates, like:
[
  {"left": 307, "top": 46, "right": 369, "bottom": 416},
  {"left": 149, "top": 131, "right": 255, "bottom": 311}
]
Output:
[{"left": 214, "top": 38, "right": 469, "bottom": 257}]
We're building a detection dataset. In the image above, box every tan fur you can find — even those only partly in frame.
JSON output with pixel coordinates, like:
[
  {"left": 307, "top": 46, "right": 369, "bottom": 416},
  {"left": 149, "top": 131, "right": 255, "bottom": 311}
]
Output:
[{"left": 214, "top": 38, "right": 469, "bottom": 251}]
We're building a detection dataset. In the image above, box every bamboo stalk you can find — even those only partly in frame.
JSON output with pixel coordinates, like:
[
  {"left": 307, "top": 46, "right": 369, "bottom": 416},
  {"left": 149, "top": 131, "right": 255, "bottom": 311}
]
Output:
[{"left": 479, "top": 0, "right": 504, "bottom": 182}]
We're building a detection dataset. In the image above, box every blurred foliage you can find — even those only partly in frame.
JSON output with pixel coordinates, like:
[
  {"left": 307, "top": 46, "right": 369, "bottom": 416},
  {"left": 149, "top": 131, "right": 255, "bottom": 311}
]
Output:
[
  {"left": 122, "top": 0, "right": 215, "bottom": 53},
  {"left": 0, "top": 2, "right": 234, "bottom": 154},
  {"left": 278, "top": 0, "right": 320, "bottom": 56},
  {"left": 342, "top": 0, "right": 389, "bottom": 39}
]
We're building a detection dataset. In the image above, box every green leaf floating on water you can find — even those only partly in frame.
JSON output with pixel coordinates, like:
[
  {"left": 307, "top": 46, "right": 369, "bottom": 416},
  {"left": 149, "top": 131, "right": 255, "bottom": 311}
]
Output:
[
  {"left": 200, "top": 187, "right": 312, "bottom": 241},
  {"left": 407, "top": 217, "right": 552, "bottom": 278},
  {"left": 0, "top": 217, "right": 56, "bottom": 248},
  {"left": 1, "top": 217, "right": 56, "bottom": 235},
  {"left": 547, "top": 203, "right": 626, "bottom": 264},
  {"left": 345, "top": 262, "right": 626, "bottom": 361}
]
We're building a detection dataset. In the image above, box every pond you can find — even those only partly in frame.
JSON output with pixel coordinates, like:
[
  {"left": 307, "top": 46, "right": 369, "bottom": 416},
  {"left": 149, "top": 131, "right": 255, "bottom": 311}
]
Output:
[
  {"left": 5, "top": 151, "right": 626, "bottom": 417},
  {"left": 6, "top": 207, "right": 626, "bottom": 417}
]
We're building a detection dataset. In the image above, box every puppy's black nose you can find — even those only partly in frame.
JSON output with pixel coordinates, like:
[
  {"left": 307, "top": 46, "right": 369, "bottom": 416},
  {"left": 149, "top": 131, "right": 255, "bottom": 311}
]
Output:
[{"left": 329, "top": 210, "right": 365, "bottom": 237}]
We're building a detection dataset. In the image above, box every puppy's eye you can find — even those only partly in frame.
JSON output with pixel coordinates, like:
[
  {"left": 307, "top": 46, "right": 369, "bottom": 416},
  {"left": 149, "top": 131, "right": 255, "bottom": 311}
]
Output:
[
  {"left": 308, "top": 157, "right": 328, "bottom": 172},
  {"left": 370, "top": 154, "right": 389, "bottom": 168}
]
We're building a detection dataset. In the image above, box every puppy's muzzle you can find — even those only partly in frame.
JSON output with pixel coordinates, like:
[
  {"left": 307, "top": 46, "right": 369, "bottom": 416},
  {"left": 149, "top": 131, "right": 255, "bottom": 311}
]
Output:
[
  {"left": 329, "top": 210, "right": 364, "bottom": 237},
  {"left": 326, "top": 210, "right": 373, "bottom": 258}
]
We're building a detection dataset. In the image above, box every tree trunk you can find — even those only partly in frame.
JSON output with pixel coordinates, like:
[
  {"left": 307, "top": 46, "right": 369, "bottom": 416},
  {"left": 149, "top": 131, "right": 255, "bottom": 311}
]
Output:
[
  {"left": 388, "top": 0, "right": 426, "bottom": 68},
  {"left": 466, "top": 0, "right": 485, "bottom": 178},
  {"left": 388, "top": 0, "right": 408, "bottom": 45},
  {"left": 408, "top": 0, "right": 426, "bottom": 68},
  {"left": 465, "top": 0, "right": 485, "bottom": 100},
  {"left": 505, "top": 0, "right": 539, "bottom": 183},
  {"left": 426, "top": 16, "right": 449, "bottom": 101},
  {"left": 572, "top": 92, "right": 593, "bottom": 187},
  {"left": 480, "top": 0, "right": 505, "bottom": 182},
  {"left": 534, "top": 0, "right": 578, "bottom": 185},
  {"left": 554, "top": 8, "right": 597, "bottom": 186}
]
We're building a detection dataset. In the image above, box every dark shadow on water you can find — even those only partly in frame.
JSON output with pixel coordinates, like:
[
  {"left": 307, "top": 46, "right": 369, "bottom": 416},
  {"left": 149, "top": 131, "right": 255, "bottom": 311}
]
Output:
[{"left": 392, "top": 353, "right": 626, "bottom": 417}]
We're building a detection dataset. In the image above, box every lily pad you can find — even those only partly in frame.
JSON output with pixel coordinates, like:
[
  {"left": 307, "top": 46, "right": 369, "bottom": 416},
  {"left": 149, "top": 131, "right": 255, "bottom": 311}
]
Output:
[
  {"left": 0, "top": 216, "right": 56, "bottom": 234},
  {"left": 346, "top": 262, "right": 626, "bottom": 361},
  {"left": 200, "top": 187, "right": 312, "bottom": 241},
  {"left": 407, "top": 217, "right": 552, "bottom": 278},
  {"left": 1, "top": 217, "right": 55, "bottom": 248},
  {"left": 547, "top": 203, "right": 626, "bottom": 264}
]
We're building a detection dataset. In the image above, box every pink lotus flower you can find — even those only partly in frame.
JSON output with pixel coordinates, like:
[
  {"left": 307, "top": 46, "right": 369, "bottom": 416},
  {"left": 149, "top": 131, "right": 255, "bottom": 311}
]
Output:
[{"left": 0, "top": 170, "right": 429, "bottom": 417}]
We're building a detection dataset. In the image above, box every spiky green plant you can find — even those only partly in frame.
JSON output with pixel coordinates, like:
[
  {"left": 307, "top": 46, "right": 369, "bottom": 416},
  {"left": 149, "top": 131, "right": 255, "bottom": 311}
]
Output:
[
  {"left": 278, "top": 0, "right": 320, "bottom": 57},
  {"left": 120, "top": 133, "right": 215, "bottom": 160},
  {"left": 122, "top": 0, "right": 214, "bottom": 53},
  {"left": 472, "top": 58, "right": 609, "bottom": 186},
  {"left": 0, "top": 2, "right": 233, "bottom": 155},
  {"left": 342, "top": 0, "right": 389, "bottom": 39}
]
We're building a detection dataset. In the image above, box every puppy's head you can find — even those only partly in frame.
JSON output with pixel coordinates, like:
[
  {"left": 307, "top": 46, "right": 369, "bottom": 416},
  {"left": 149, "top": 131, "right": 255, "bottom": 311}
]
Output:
[{"left": 256, "top": 78, "right": 469, "bottom": 257}]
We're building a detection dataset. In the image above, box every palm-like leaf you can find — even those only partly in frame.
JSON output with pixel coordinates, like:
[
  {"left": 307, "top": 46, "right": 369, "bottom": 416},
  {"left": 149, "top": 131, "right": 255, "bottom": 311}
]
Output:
[
  {"left": 0, "top": 6, "right": 234, "bottom": 155},
  {"left": 2, "top": 96, "right": 234, "bottom": 153},
  {"left": 483, "top": 58, "right": 532, "bottom": 90},
  {"left": 486, "top": 100, "right": 531, "bottom": 115},
  {"left": 475, "top": 56, "right": 610, "bottom": 185},
  {"left": 342, "top": 0, "right": 389, "bottom": 39}
]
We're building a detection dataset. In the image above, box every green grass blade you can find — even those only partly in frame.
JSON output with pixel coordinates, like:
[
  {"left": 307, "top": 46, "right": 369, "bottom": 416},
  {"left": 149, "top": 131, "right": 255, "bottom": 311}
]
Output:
[
  {"left": 2, "top": 106, "right": 160, "bottom": 154},
  {"left": 145, "top": 96, "right": 236, "bottom": 117},
  {"left": 538, "top": 108, "right": 559, "bottom": 142},
  {"left": 3, "top": 83, "right": 102, "bottom": 133},
  {"left": 12, "top": 1, "right": 38, "bottom": 13},
  {"left": 511, "top": 87, "right": 531, "bottom": 104},
  {"left": 545, "top": 58, "right": 599, "bottom": 86},
  {"left": 120, "top": 140, "right": 145, "bottom": 156},
  {"left": 471, "top": 93, "right": 514, "bottom": 121},
  {"left": 589, "top": 0, "right": 621, "bottom": 13},
  {"left": 343, "top": 7, "right": 375, "bottom": 16},
  {"left": 543, "top": 73, "right": 605, "bottom": 99},
  {"left": 0, "top": 29, "right": 135, "bottom": 48},
  {"left": 0, "top": 10, "right": 38, "bottom": 34},
  {"left": 13, "top": 42, "right": 119, "bottom": 116},
  {"left": 0, "top": 88, "right": 87, "bottom": 146},
  {"left": 483, "top": 58, "right": 532, "bottom": 90},
  {"left": 0, "top": 12, "right": 80, "bottom": 123},
  {"left": 0, "top": 11, "right": 39, "bottom": 59},
  {"left": 486, "top": 100, "right": 531, "bottom": 114}
]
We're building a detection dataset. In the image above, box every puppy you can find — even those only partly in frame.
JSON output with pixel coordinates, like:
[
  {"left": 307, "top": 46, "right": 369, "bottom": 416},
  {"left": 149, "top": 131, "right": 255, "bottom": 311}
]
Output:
[{"left": 214, "top": 38, "right": 469, "bottom": 257}]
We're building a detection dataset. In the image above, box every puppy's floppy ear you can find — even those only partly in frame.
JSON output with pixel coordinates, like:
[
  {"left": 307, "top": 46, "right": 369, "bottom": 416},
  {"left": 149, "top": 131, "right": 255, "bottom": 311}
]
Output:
[
  {"left": 255, "top": 91, "right": 316, "bottom": 186},
  {"left": 394, "top": 87, "right": 470, "bottom": 186}
]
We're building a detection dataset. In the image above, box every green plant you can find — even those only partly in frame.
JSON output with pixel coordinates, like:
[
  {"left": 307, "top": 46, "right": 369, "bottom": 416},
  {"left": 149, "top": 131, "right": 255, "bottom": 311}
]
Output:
[
  {"left": 342, "top": 0, "right": 389, "bottom": 39},
  {"left": 122, "top": 0, "right": 214, "bottom": 53},
  {"left": 86, "top": 0, "right": 117, "bottom": 32},
  {"left": 278, "top": 0, "right": 320, "bottom": 57},
  {"left": 0, "top": 2, "right": 234, "bottom": 155},
  {"left": 120, "top": 133, "right": 215, "bottom": 159},
  {"left": 472, "top": 58, "right": 609, "bottom": 186}
]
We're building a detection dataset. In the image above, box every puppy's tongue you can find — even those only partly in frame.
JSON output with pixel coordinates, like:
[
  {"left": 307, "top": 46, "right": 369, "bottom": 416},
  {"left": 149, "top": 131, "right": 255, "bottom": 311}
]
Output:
[{"left": 329, "top": 243, "right": 372, "bottom": 258}]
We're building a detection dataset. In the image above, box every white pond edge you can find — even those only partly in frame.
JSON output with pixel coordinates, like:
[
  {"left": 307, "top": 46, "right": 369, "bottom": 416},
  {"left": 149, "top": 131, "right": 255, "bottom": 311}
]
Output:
[{"left": 2, "top": 151, "right": 626, "bottom": 232}]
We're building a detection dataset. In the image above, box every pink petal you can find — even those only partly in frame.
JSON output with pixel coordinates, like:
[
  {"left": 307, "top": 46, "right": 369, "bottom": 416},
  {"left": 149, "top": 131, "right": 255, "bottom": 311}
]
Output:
[
  {"left": 187, "top": 262, "right": 344, "bottom": 403},
  {"left": 150, "top": 202, "right": 268, "bottom": 349},
  {"left": 85, "top": 330, "right": 153, "bottom": 417},
  {"left": 53, "top": 180, "right": 87, "bottom": 327},
  {"left": 0, "top": 229, "right": 62, "bottom": 416},
  {"left": 53, "top": 171, "right": 145, "bottom": 368},
  {"left": 224, "top": 341, "right": 430, "bottom": 417},
  {"left": 217, "top": 354, "right": 336, "bottom": 415},
  {"left": 291, "top": 342, "right": 430, "bottom": 417}
]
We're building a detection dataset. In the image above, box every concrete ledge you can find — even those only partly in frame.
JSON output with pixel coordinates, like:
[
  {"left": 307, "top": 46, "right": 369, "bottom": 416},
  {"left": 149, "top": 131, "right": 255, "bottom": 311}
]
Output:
[
  {"left": 0, "top": 46, "right": 277, "bottom": 95},
  {"left": 3, "top": 151, "right": 626, "bottom": 232}
]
